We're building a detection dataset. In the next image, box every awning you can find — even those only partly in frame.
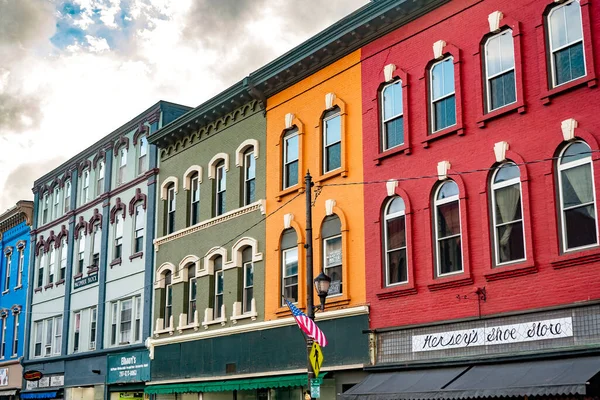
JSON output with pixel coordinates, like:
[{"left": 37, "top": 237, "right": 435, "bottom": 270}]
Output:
[
  {"left": 20, "top": 392, "right": 59, "bottom": 400},
  {"left": 343, "top": 356, "right": 600, "bottom": 400},
  {"left": 0, "top": 389, "right": 17, "bottom": 396},
  {"left": 145, "top": 373, "right": 311, "bottom": 395}
]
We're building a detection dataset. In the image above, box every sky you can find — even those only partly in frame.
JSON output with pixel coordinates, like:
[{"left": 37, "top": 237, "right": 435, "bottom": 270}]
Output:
[{"left": 0, "top": 0, "right": 369, "bottom": 212}]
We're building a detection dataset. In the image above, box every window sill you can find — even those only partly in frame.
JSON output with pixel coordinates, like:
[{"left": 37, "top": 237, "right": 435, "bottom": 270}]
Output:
[
  {"left": 1, "top": 290, "right": 8, "bottom": 295},
  {"left": 34, "top": 287, "right": 43, "bottom": 294},
  {"left": 153, "top": 326, "right": 175, "bottom": 336},
  {"left": 314, "top": 168, "right": 348, "bottom": 185},
  {"left": 110, "top": 258, "right": 122, "bottom": 268},
  {"left": 276, "top": 185, "right": 305, "bottom": 202},
  {"left": 73, "top": 273, "right": 83, "bottom": 280},
  {"left": 374, "top": 144, "right": 411, "bottom": 165},
  {"left": 375, "top": 284, "right": 417, "bottom": 300},
  {"left": 541, "top": 74, "right": 597, "bottom": 105},
  {"left": 477, "top": 101, "right": 526, "bottom": 128},
  {"left": 230, "top": 312, "right": 258, "bottom": 324},
  {"left": 13, "top": 285, "right": 22, "bottom": 291},
  {"left": 484, "top": 263, "right": 537, "bottom": 282},
  {"left": 55, "top": 279, "right": 65, "bottom": 287},
  {"left": 427, "top": 275, "right": 473, "bottom": 292},
  {"left": 202, "top": 318, "right": 227, "bottom": 329},
  {"left": 551, "top": 248, "right": 600, "bottom": 270},
  {"left": 129, "top": 252, "right": 143, "bottom": 261},
  {"left": 87, "top": 266, "right": 99, "bottom": 275},
  {"left": 177, "top": 322, "right": 200, "bottom": 333},
  {"left": 421, "top": 124, "right": 465, "bottom": 148},
  {"left": 44, "top": 283, "right": 54, "bottom": 291}
]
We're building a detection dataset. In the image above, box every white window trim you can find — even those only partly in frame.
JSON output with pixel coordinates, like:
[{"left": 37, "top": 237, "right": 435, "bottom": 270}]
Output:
[
  {"left": 557, "top": 142, "right": 599, "bottom": 252},
  {"left": 207, "top": 153, "right": 230, "bottom": 180},
  {"left": 242, "top": 260, "right": 253, "bottom": 314},
  {"left": 64, "top": 180, "right": 72, "bottom": 213},
  {"left": 281, "top": 247, "right": 299, "bottom": 306},
  {"left": 89, "top": 307, "right": 97, "bottom": 350},
  {"left": 322, "top": 110, "right": 342, "bottom": 174},
  {"left": 183, "top": 165, "right": 203, "bottom": 190},
  {"left": 3, "top": 252, "right": 11, "bottom": 292},
  {"left": 235, "top": 139, "right": 259, "bottom": 167},
  {"left": 11, "top": 312, "right": 19, "bottom": 357},
  {"left": 189, "top": 174, "right": 200, "bottom": 226},
  {"left": 283, "top": 130, "right": 299, "bottom": 189},
  {"left": 243, "top": 151, "right": 256, "bottom": 206},
  {"left": 110, "top": 296, "right": 141, "bottom": 347},
  {"left": 381, "top": 80, "right": 404, "bottom": 151},
  {"left": 73, "top": 311, "right": 81, "bottom": 353},
  {"left": 491, "top": 164, "right": 527, "bottom": 266},
  {"left": 16, "top": 248, "right": 24, "bottom": 288},
  {"left": 215, "top": 163, "right": 226, "bottom": 216},
  {"left": 434, "top": 182, "right": 464, "bottom": 277},
  {"left": 53, "top": 188, "right": 61, "bottom": 219},
  {"left": 484, "top": 30, "right": 517, "bottom": 112},
  {"left": 323, "top": 234, "right": 342, "bottom": 298},
  {"left": 429, "top": 57, "right": 456, "bottom": 133},
  {"left": 384, "top": 198, "right": 408, "bottom": 286},
  {"left": 548, "top": 0, "right": 586, "bottom": 88},
  {"left": 213, "top": 259, "right": 224, "bottom": 320},
  {"left": 82, "top": 170, "right": 90, "bottom": 204},
  {"left": 160, "top": 177, "right": 179, "bottom": 200},
  {"left": 0, "top": 317, "right": 6, "bottom": 359}
]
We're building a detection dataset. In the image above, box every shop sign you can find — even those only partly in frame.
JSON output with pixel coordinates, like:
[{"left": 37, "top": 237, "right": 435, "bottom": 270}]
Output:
[
  {"left": 23, "top": 370, "right": 43, "bottom": 381},
  {"left": 107, "top": 351, "right": 150, "bottom": 383},
  {"left": 38, "top": 377, "right": 50, "bottom": 388},
  {"left": 74, "top": 273, "right": 98, "bottom": 289},
  {"left": 0, "top": 368, "right": 7, "bottom": 386},
  {"left": 412, "top": 317, "right": 573, "bottom": 352},
  {"left": 119, "top": 393, "right": 144, "bottom": 400},
  {"left": 26, "top": 381, "right": 38, "bottom": 391},
  {"left": 50, "top": 375, "right": 64, "bottom": 386}
]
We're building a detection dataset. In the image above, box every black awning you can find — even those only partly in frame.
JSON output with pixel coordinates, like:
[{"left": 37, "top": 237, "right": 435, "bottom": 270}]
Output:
[
  {"left": 342, "top": 367, "right": 468, "bottom": 400},
  {"left": 343, "top": 356, "right": 600, "bottom": 400}
]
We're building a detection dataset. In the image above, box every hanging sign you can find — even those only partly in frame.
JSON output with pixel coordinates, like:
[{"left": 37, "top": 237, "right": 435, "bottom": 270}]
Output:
[{"left": 23, "top": 370, "right": 43, "bottom": 381}]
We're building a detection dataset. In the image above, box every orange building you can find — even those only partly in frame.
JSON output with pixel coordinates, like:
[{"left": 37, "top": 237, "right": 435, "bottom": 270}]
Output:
[{"left": 264, "top": 50, "right": 367, "bottom": 321}]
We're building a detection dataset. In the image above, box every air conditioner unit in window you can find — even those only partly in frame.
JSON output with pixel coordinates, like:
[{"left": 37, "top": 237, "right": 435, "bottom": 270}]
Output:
[
  {"left": 44, "top": 346, "right": 51, "bottom": 356},
  {"left": 89, "top": 341, "right": 96, "bottom": 350}
]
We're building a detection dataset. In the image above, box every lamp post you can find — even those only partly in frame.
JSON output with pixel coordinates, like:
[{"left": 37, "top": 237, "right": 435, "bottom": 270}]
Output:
[{"left": 305, "top": 171, "right": 331, "bottom": 400}]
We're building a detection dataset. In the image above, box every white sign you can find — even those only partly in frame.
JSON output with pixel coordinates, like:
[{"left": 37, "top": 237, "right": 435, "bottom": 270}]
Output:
[
  {"left": 26, "top": 381, "right": 38, "bottom": 390},
  {"left": 38, "top": 377, "right": 50, "bottom": 388},
  {"left": 50, "top": 375, "right": 64, "bottom": 386},
  {"left": 0, "top": 368, "right": 7, "bottom": 386},
  {"left": 412, "top": 317, "right": 573, "bottom": 352}
]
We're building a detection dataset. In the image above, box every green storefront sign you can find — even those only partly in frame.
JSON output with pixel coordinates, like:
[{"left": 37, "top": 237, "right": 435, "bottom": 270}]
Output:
[{"left": 107, "top": 351, "right": 151, "bottom": 384}]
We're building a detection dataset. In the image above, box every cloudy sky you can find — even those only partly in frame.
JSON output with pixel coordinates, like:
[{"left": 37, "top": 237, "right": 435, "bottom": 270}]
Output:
[{"left": 0, "top": 0, "right": 368, "bottom": 212}]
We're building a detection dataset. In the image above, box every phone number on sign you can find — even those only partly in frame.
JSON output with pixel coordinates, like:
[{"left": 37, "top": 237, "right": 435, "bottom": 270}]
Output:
[{"left": 119, "top": 370, "right": 138, "bottom": 378}]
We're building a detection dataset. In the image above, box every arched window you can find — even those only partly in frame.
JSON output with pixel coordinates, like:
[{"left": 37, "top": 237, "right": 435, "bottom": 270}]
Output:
[
  {"left": 164, "top": 271, "right": 172, "bottom": 328},
  {"left": 81, "top": 169, "right": 90, "bottom": 204},
  {"left": 64, "top": 180, "right": 71, "bottom": 213},
  {"left": 133, "top": 204, "right": 145, "bottom": 253},
  {"left": 429, "top": 57, "right": 456, "bottom": 133},
  {"left": 215, "top": 161, "right": 226, "bottom": 217},
  {"left": 59, "top": 238, "right": 67, "bottom": 281},
  {"left": 491, "top": 163, "right": 525, "bottom": 265},
  {"left": 547, "top": 0, "right": 585, "bottom": 87},
  {"left": 434, "top": 180, "right": 462, "bottom": 276},
  {"left": 53, "top": 187, "right": 61, "bottom": 219},
  {"left": 3, "top": 250, "right": 11, "bottom": 292},
  {"left": 114, "top": 213, "right": 124, "bottom": 260},
  {"left": 557, "top": 141, "right": 598, "bottom": 251},
  {"left": 117, "top": 147, "right": 128, "bottom": 185},
  {"left": 322, "top": 215, "right": 342, "bottom": 295},
  {"left": 47, "top": 247, "right": 56, "bottom": 284},
  {"left": 242, "top": 247, "right": 254, "bottom": 314},
  {"left": 187, "top": 265, "right": 197, "bottom": 324},
  {"left": 383, "top": 197, "right": 407, "bottom": 286},
  {"left": 243, "top": 149, "right": 256, "bottom": 206},
  {"left": 484, "top": 29, "right": 516, "bottom": 112},
  {"left": 213, "top": 256, "right": 223, "bottom": 319},
  {"left": 138, "top": 136, "right": 148, "bottom": 175},
  {"left": 166, "top": 183, "right": 176, "bottom": 235},
  {"left": 37, "top": 252, "right": 46, "bottom": 288},
  {"left": 322, "top": 107, "right": 341, "bottom": 174},
  {"left": 188, "top": 172, "right": 200, "bottom": 226},
  {"left": 283, "top": 129, "right": 299, "bottom": 189},
  {"left": 91, "top": 223, "right": 101, "bottom": 269},
  {"left": 280, "top": 229, "right": 298, "bottom": 304},
  {"left": 96, "top": 161, "right": 105, "bottom": 196},
  {"left": 381, "top": 80, "right": 404, "bottom": 150}
]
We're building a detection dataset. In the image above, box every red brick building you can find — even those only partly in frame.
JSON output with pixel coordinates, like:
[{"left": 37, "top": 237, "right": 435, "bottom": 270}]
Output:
[{"left": 346, "top": 0, "right": 600, "bottom": 398}]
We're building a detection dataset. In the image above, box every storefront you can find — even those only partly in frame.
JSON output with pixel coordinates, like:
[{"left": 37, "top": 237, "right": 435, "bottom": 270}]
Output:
[
  {"left": 107, "top": 350, "right": 151, "bottom": 400},
  {"left": 344, "top": 304, "right": 600, "bottom": 399},
  {"left": 21, "top": 372, "right": 64, "bottom": 400},
  {"left": 0, "top": 361, "right": 22, "bottom": 400}
]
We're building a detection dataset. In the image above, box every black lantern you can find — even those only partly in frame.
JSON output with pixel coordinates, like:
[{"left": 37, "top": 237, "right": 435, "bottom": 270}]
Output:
[{"left": 314, "top": 272, "right": 332, "bottom": 311}]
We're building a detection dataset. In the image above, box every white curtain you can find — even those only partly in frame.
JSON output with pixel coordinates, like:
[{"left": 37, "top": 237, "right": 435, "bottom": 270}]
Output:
[{"left": 496, "top": 184, "right": 521, "bottom": 259}]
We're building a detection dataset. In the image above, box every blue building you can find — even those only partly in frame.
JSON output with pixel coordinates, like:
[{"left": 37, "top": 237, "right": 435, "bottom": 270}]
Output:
[{"left": 0, "top": 201, "right": 34, "bottom": 400}]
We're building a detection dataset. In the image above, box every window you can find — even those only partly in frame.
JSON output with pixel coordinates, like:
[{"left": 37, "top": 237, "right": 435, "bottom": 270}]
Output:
[
  {"left": 11, "top": 313, "right": 18, "bottom": 356},
  {"left": 134, "top": 296, "right": 141, "bottom": 342},
  {"left": 3, "top": 251, "right": 10, "bottom": 292},
  {"left": 134, "top": 204, "right": 145, "bottom": 253},
  {"left": 430, "top": 57, "right": 456, "bottom": 133},
  {"left": 548, "top": 0, "right": 585, "bottom": 87},
  {"left": 164, "top": 271, "right": 172, "bottom": 328},
  {"left": 73, "top": 311, "right": 81, "bottom": 352},
  {"left": 323, "top": 107, "right": 342, "bottom": 174},
  {"left": 42, "top": 194, "right": 49, "bottom": 225},
  {"left": 558, "top": 141, "right": 598, "bottom": 251},
  {"left": 118, "top": 147, "right": 128, "bottom": 185},
  {"left": 188, "top": 266, "right": 197, "bottom": 324},
  {"left": 89, "top": 307, "right": 96, "bottom": 350},
  {"left": 434, "top": 181, "right": 463, "bottom": 276},
  {"left": 485, "top": 30, "right": 516, "bottom": 112},
  {"left": 281, "top": 229, "right": 298, "bottom": 304},
  {"left": 242, "top": 247, "right": 254, "bottom": 314},
  {"left": 110, "top": 303, "right": 117, "bottom": 346},
  {"left": 96, "top": 161, "right": 105, "bottom": 196},
  {"left": 91, "top": 223, "right": 101, "bottom": 268},
  {"left": 491, "top": 163, "right": 525, "bottom": 264},
  {"left": 322, "top": 215, "right": 342, "bottom": 295},
  {"left": 138, "top": 136, "right": 148, "bottom": 175},
  {"left": 77, "top": 233, "right": 85, "bottom": 275},
  {"left": 167, "top": 185, "right": 176, "bottom": 234},
  {"left": 17, "top": 247, "right": 24, "bottom": 287},
  {"left": 0, "top": 317, "right": 5, "bottom": 358},
  {"left": 82, "top": 170, "right": 90, "bottom": 204},
  {"left": 34, "top": 321, "right": 42, "bottom": 357},
  {"left": 214, "top": 256, "right": 224, "bottom": 319},
  {"left": 48, "top": 247, "right": 56, "bottom": 284},
  {"left": 59, "top": 239, "right": 67, "bottom": 280},
  {"left": 384, "top": 197, "right": 408, "bottom": 286},
  {"left": 114, "top": 214, "right": 123, "bottom": 259},
  {"left": 118, "top": 299, "right": 133, "bottom": 344},
  {"left": 64, "top": 180, "right": 71, "bottom": 213},
  {"left": 53, "top": 316, "right": 62, "bottom": 355},
  {"left": 243, "top": 151, "right": 256, "bottom": 205},
  {"left": 189, "top": 173, "right": 200, "bottom": 226},
  {"left": 215, "top": 162, "right": 226, "bottom": 216},
  {"left": 53, "top": 187, "right": 60, "bottom": 219},
  {"left": 37, "top": 252, "right": 46, "bottom": 288},
  {"left": 283, "top": 129, "right": 299, "bottom": 189},
  {"left": 381, "top": 80, "right": 404, "bottom": 150}
]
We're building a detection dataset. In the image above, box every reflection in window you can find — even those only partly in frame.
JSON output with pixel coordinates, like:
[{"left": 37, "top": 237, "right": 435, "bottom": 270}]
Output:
[
  {"left": 430, "top": 58, "right": 456, "bottom": 132},
  {"left": 283, "top": 129, "right": 299, "bottom": 189},
  {"left": 434, "top": 181, "right": 463, "bottom": 276},
  {"left": 548, "top": 0, "right": 585, "bottom": 87},
  {"left": 381, "top": 81, "right": 404, "bottom": 150},
  {"left": 281, "top": 229, "right": 298, "bottom": 304},
  {"left": 213, "top": 256, "right": 224, "bottom": 319},
  {"left": 244, "top": 151, "right": 256, "bottom": 205},
  {"left": 242, "top": 247, "right": 254, "bottom": 314},
  {"left": 215, "top": 162, "right": 226, "bottom": 217},
  {"left": 485, "top": 30, "right": 516, "bottom": 111},
  {"left": 322, "top": 215, "right": 342, "bottom": 295},
  {"left": 323, "top": 108, "right": 341, "bottom": 174}
]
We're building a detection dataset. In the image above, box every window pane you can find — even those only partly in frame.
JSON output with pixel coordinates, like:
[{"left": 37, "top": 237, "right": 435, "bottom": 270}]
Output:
[
  {"left": 387, "top": 248, "right": 407, "bottom": 285},
  {"left": 384, "top": 117, "right": 404, "bottom": 149},
  {"left": 494, "top": 163, "right": 520, "bottom": 183},
  {"left": 555, "top": 43, "right": 585, "bottom": 85},
  {"left": 561, "top": 142, "right": 591, "bottom": 164},
  {"left": 565, "top": 1, "right": 583, "bottom": 43},
  {"left": 550, "top": 6, "right": 568, "bottom": 49},
  {"left": 246, "top": 179, "right": 256, "bottom": 204},
  {"left": 496, "top": 221, "right": 525, "bottom": 263},
  {"left": 565, "top": 204, "right": 597, "bottom": 248},
  {"left": 216, "top": 272, "right": 224, "bottom": 294},
  {"left": 434, "top": 95, "right": 456, "bottom": 131},
  {"left": 437, "top": 181, "right": 459, "bottom": 200},
  {"left": 490, "top": 71, "right": 516, "bottom": 110},
  {"left": 245, "top": 264, "right": 254, "bottom": 287},
  {"left": 494, "top": 184, "right": 522, "bottom": 224},
  {"left": 439, "top": 237, "right": 462, "bottom": 275},
  {"left": 245, "top": 154, "right": 256, "bottom": 180},
  {"left": 325, "top": 115, "right": 341, "bottom": 146},
  {"left": 561, "top": 164, "right": 593, "bottom": 208},
  {"left": 284, "top": 249, "right": 298, "bottom": 277},
  {"left": 284, "top": 276, "right": 298, "bottom": 301},
  {"left": 383, "top": 81, "right": 403, "bottom": 120},
  {"left": 285, "top": 135, "right": 299, "bottom": 162},
  {"left": 437, "top": 201, "right": 461, "bottom": 238},
  {"left": 387, "top": 216, "right": 406, "bottom": 250},
  {"left": 326, "top": 143, "right": 341, "bottom": 172},
  {"left": 286, "top": 160, "right": 298, "bottom": 188}
]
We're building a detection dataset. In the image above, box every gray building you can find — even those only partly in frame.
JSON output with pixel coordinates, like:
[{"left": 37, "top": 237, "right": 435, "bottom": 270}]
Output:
[{"left": 22, "top": 101, "right": 191, "bottom": 400}]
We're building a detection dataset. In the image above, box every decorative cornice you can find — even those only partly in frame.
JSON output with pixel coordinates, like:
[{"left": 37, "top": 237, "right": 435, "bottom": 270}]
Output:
[
  {"left": 110, "top": 198, "right": 127, "bottom": 224},
  {"left": 92, "top": 150, "right": 106, "bottom": 169},
  {"left": 55, "top": 225, "right": 68, "bottom": 246},
  {"left": 87, "top": 209, "right": 102, "bottom": 233},
  {"left": 35, "top": 235, "right": 45, "bottom": 256},
  {"left": 74, "top": 216, "right": 88, "bottom": 238},
  {"left": 133, "top": 124, "right": 148, "bottom": 145},
  {"left": 78, "top": 160, "right": 92, "bottom": 177},
  {"left": 129, "top": 188, "right": 147, "bottom": 215},
  {"left": 43, "top": 229, "right": 57, "bottom": 252},
  {"left": 113, "top": 136, "right": 130, "bottom": 155}
]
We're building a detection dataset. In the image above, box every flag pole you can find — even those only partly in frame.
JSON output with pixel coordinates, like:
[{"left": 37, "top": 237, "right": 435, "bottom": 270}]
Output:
[{"left": 305, "top": 170, "right": 315, "bottom": 400}]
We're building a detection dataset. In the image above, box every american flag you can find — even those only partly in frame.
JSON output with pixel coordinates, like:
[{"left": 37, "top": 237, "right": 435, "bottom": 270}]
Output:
[{"left": 284, "top": 298, "right": 328, "bottom": 347}]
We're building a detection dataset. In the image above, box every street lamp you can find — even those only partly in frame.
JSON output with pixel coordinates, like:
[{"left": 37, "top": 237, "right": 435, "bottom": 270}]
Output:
[{"left": 314, "top": 272, "right": 331, "bottom": 312}]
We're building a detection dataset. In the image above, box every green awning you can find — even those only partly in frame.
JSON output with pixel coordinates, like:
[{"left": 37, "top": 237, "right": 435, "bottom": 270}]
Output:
[{"left": 145, "top": 373, "right": 314, "bottom": 394}]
